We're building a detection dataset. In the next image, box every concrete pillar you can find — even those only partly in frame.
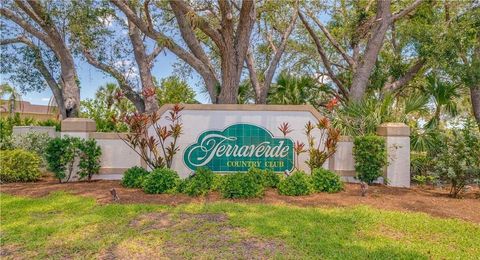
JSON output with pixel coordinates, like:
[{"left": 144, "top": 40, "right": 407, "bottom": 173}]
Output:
[
  {"left": 377, "top": 123, "right": 410, "bottom": 188},
  {"left": 61, "top": 118, "right": 96, "bottom": 139}
]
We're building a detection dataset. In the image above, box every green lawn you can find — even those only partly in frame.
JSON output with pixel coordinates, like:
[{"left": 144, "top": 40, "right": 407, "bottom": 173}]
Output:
[{"left": 1, "top": 192, "right": 479, "bottom": 259}]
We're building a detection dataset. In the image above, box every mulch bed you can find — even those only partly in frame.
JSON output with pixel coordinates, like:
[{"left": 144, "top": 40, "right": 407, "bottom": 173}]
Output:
[{"left": 1, "top": 177, "right": 479, "bottom": 224}]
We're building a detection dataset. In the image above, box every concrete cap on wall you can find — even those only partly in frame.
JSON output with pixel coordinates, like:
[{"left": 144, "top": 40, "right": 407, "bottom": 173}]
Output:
[
  {"left": 376, "top": 122, "right": 410, "bottom": 136},
  {"left": 61, "top": 118, "right": 96, "bottom": 132}
]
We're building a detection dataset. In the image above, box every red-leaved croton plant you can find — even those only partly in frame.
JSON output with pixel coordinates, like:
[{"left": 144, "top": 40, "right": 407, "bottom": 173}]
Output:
[
  {"left": 121, "top": 104, "right": 184, "bottom": 170},
  {"left": 279, "top": 117, "right": 339, "bottom": 171}
]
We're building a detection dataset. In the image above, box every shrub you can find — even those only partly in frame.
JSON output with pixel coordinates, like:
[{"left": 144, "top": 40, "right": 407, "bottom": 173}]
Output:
[
  {"left": 182, "top": 168, "right": 215, "bottom": 196},
  {"left": 142, "top": 168, "right": 180, "bottom": 194},
  {"left": 121, "top": 166, "right": 149, "bottom": 188},
  {"left": 247, "top": 167, "right": 281, "bottom": 188},
  {"left": 45, "top": 136, "right": 81, "bottom": 182},
  {"left": 11, "top": 132, "right": 51, "bottom": 161},
  {"left": 278, "top": 171, "right": 313, "bottom": 196},
  {"left": 78, "top": 139, "right": 102, "bottom": 181},
  {"left": 211, "top": 174, "right": 225, "bottom": 191},
  {"left": 311, "top": 168, "right": 343, "bottom": 193},
  {"left": 353, "top": 135, "right": 387, "bottom": 184},
  {"left": 430, "top": 121, "right": 480, "bottom": 197},
  {"left": 0, "top": 149, "right": 41, "bottom": 183},
  {"left": 220, "top": 171, "right": 265, "bottom": 199},
  {"left": 45, "top": 137, "right": 102, "bottom": 182}
]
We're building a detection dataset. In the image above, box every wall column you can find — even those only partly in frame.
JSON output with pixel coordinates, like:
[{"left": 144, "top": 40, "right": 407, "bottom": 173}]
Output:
[
  {"left": 61, "top": 118, "right": 96, "bottom": 139},
  {"left": 377, "top": 123, "right": 410, "bottom": 188}
]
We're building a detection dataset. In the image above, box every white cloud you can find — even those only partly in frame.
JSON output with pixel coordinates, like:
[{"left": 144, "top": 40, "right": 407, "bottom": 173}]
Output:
[{"left": 98, "top": 15, "right": 114, "bottom": 27}]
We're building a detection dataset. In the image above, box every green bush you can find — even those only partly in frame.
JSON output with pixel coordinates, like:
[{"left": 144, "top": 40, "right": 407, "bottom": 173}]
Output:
[
  {"left": 45, "top": 137, "right": 102, "bottom": 182},
  {"left": 0, "top": 149, "right": 41, "bottom": 183},
  {"left": 211, "top": 174, "right": 225, "bottom": 191},
  {"left": 353, "top": 135, "right": 387, "bottom": 184},
  {"left": 121, "top": 166, "right": 149, "bottom": 188},
  {"left": 77, "top": 139, "right": 102, "bottom": 181},
  {"left": 311, "top": 168, "right": 343, "bottom": 193},
  {"left": 247, "top": 168, "right": 281, "bottom": 188},
  {"left": 11, "top": 132, "right": 51, "bottom": 161},
  {"left": 142, "top": 168, "right": 180, "bottom": 194},
  {"left": 182, "top": 168, "right": 215, "bottom": 196},
  {"left": 430, "top": 121, "right": 480, "bottom": 197},
  {"left": 220, "top": 171, "right": 265, "bottom": 199},
  {"left": 278, "top": 171, "right": 313, "bottom": 196},
  {"left": 45, "top": 136, "right": 81, "bottom": 182}
]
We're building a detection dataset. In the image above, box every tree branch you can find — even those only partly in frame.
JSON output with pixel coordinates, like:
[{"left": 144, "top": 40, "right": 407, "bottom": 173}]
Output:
[
  {"left": 264, "top": 10, "right": 298, "bottom": 89},
  {"left": 245, "top": 49, "right": 262, "bottom": 100},
  {"left": 391, "top": 0, "right": 424, "bottom": 22},
  {"left": 110, "top": 0, "right": 219, "bottom": 100},
  {"left": 170, "top": 0, "right": 224, "bottom": 49},
  {"left": 383, "top": 58, "right": 426, "bottom": 92},
  {"left": 0, "top": 7, "right": 53, "bottom": 48},
  {"left": 82, "top": 48, "right": 145, "bottom": 112},
  {"left": 307, "top": 11, "right": 356, "bottom": 69},
  {"left": 299, "top": 11, "right": 349, "bottom": 99},
  {"left": 1, "top": 35, "right": 66, "bottom": 118}
]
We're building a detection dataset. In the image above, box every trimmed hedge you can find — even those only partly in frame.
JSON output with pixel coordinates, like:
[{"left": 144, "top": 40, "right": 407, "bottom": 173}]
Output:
[
  {"left": 0, "top": 149, "right": 41, "bottom": 183},
  {"left": 311, "top": 168, "right": 343, "bottom": 193},
  {"left": 142, "top": 168, "right": 179, "bottom": 194},
  {"left": 121, "top": 166, "right": 149, "bottom": 188},
  {"left": 278, "top": 171, "right": 313, "bottom": 196}
]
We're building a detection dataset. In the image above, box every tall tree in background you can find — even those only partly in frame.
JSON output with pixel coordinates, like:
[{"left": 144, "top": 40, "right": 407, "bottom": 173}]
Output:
[
  {"left": 111, "top": 0, "right": 256, "bottom": 104},
  {"left": 1, "top": 0, "right": 80, "bottom": 118},
  {"left": 70, "top": 1, "right": 160, "bottom": 113},
  {"left": 299, "top": 0, "right": 425, "bottom": 101},
  {"left": 245, "top": 0, "right": 298, "bottom": 103}
]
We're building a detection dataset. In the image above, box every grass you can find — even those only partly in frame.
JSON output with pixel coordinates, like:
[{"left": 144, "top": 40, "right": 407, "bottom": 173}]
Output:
[{"left": 0, "top": 192, "right": 479, "bottom": 259}]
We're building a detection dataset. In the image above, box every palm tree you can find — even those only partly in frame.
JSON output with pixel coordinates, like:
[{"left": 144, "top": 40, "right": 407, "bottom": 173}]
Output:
[
  {"left": 0, "top": 83, "right": 23, "bottom": 116},
  {"left": 267, "top": 72, "right": 326, "bottom": 107},
  {"left": 424, "top": 75, "right": 460, "bottom": 128}
]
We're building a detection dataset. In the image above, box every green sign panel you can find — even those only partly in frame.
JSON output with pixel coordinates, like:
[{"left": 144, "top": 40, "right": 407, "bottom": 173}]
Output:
[{"left": 183, "top": 124, "right": 294, "bottom": 172}]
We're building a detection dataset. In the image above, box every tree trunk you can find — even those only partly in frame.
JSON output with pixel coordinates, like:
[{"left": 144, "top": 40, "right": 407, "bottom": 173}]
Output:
[
  {"left": 59, "top": 55, "right": 80, "bottom": 118},
  {"left": 471, "top": 85, "right": 480, "bottom": 128},
  {"left": 255, "top": 83, "right": 268, "bottom": 104},
  {"left": 129, "top": 21, "right": 158, "bottom": 113},
  {"left": 349, "top": 0, "right": 392, "bottom": 101}
]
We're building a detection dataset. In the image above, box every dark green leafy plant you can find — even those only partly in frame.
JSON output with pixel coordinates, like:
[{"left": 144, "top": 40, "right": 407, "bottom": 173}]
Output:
[
  {"left": 353, "top": 135, "right": 387, "bottom": 184},
  {"left": 45, "top": 137, "right": 102, "bottom": 182},
  {"left": 430, "top": 120, "right": 480, "bottom": 197},
  {"left": 78, "top": 139, "right": 102, "bottom": 181},
  {"left": 247, "top": 167, "right": 281, "bottom": 188},
  {"left": 45, "top": 136, "right": 81, "bottom": 183},
  {"left": 211, "top": 174, "right": 225, "bottom": 191},
  {"left": 142, "top": 168, "right": 180, "bottom": 194},
  {"left": 181, "top": 168, "right": 215, "bottom": 196},
  {"left": 311, "top": 168, "right": 343, "bottom": 193},
  {"left": 0, "top": 149, "right": 41, "bottom": 183},
  {"left": 121, "top": 166, "right": 149, "bottom": 188},
  {"left": 220, "top": 171, "right": 265, "bottom": 199},
  {"left": 278, "top": 171, "right": 313, "bottom": 196}
]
